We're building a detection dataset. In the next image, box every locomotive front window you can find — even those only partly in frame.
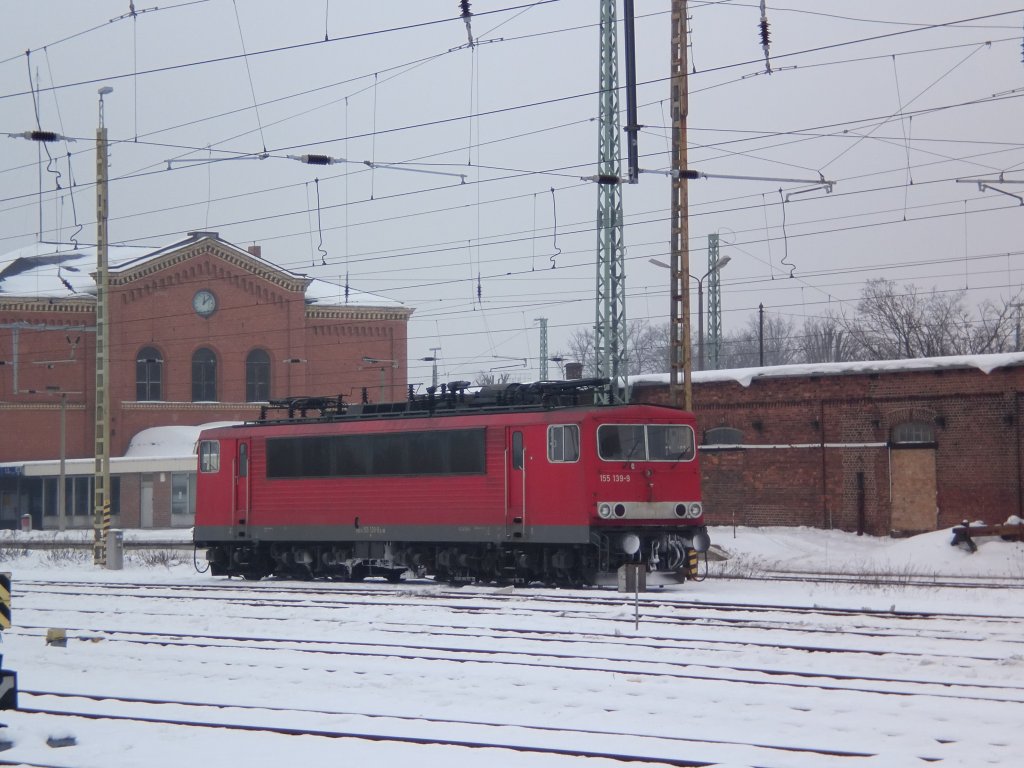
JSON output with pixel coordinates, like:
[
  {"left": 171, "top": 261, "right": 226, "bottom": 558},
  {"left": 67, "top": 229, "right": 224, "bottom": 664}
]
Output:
[
  {"left": 597, "top": 424, "right": 646, "bottom": 461},
  {"left": 198, "top": 440, "right": 220, "bottom": 473},
  {"left": 548, "top": 424, "right": 580, "bottom": 463},
  {"left": 597, "top": 424, "right": 695, "bottom": 462},
  {"left": 647, "top": 425, "right": 695, "bottom": 462}
]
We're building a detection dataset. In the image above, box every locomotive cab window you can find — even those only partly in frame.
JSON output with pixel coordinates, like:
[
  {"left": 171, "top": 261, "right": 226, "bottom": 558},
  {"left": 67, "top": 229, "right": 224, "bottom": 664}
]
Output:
[
  {"left": 648, "top": 424, "right": 695, "bottom": 462},
  {"left": 598, "top": 424, "right": 695, "bottom": 462},
  {"left": 597, "top": 424, "right": 646, "bottom": 461},
  {"left": 198, "top": 440, "right": 220, "bottom": 473},
  {"left": 511, "top": 431, "right": 524, "bottom": 470},
  {"left": 548, "top": 424, "right": 580, "bottom": 463}
]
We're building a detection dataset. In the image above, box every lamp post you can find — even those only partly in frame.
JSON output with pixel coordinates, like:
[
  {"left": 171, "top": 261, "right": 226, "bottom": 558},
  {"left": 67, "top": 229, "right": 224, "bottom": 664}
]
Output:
[{"left": 361, "top": 356, "right": 398, "bottom": 402}]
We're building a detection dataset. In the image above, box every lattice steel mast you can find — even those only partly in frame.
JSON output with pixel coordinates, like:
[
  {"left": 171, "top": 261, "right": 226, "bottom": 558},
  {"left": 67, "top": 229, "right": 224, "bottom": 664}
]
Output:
[
  {"left": 707, "top": 233, "right": 723, "bottom": 369},
  {"left": 595, "top": 0, "right": 628, "bottom": 403}
]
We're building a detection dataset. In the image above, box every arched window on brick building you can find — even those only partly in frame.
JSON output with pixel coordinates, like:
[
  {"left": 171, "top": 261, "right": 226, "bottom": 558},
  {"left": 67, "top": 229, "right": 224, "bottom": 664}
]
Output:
[
  {"left": 245, "top": 348, "right": 271, "bottom": 402},
  {"left": 703, "top": 426, "right": 744, "bottom": 446},
  {"left": 192, "top": 348, "right": 217, "bottom": 402},
  {"left": 891, "top": 421, "right": 936, "bottom": 446},
  {"left": 136, "top": 346, "right": 163, "bottom": 401}
]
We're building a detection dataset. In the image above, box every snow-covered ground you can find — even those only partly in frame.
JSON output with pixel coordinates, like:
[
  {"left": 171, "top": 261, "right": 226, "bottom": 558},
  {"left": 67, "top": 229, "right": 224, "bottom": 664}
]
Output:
[{"left": 0, "top": 526, "right": 1020, "bottom": 767}]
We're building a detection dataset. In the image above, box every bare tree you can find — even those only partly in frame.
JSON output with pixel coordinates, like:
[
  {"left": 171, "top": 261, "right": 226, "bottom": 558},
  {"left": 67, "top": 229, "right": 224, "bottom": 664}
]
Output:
[
  {"left": 718, "top": 312, "right": 797, "bottom": 368},
  {"left": 556, "top": 320, "right": 671, "bottom": 377},
  {"left": 625, "top": 319, "right": 670, "bottom": 375},
  {"left": 970, "top": 294, "right": 1024, "bottom": 353},
  {"left": 799, "top": 314, "right": 863, "bottom": 363},
  {"left": 474, "top": 371, "right": 513, "bottom": 386},
  {"left": 558, "top": 328, "right": 598, "bottom": 377},
  {"left": 842, "top": 279, "right": 974, "bottom": 359}
]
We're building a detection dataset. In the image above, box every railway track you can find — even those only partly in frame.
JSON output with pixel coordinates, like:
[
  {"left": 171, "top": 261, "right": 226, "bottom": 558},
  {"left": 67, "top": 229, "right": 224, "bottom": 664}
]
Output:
[
  {"left": 6, "top": 572, "right": 1020, "bottom": 767},
  {"left": 17, "top": 577, "right": 1024, "bottom": 622},
  {"left": 16, "top": 579, "right": 1024, "bottom": 647},
  {"left": 12, "top": 689, "right": 885, "bottom": 767},
  {"left": 9, "top": 621, "right": 1023, "bottom": 703}
]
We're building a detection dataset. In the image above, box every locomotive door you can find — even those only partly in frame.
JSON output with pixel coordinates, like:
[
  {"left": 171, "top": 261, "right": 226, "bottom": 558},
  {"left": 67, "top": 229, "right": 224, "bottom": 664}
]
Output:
[
  {"left": 232, "top": 439, "right": 251, "bottom": 538},
  {"left": 505, "top": 429, "right": 527, "bottom": 539}
]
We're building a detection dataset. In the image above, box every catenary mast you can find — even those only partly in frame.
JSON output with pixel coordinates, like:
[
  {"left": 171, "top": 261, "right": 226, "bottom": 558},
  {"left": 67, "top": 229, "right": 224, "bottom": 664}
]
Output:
[{"left": 595, "top": 0, "right": 628, "bottom": 403}]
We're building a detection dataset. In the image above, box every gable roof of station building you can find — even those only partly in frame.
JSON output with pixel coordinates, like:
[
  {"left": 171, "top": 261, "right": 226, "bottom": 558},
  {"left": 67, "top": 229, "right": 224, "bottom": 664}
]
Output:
[{"left": 0, "top": 232, "right": 407, "bottom": 313}]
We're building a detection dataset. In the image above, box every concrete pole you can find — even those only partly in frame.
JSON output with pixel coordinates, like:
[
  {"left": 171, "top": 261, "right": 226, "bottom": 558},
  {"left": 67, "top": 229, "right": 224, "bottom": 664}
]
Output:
[{"left": 58, "top": 393, "right": 66, "bottom": 532}]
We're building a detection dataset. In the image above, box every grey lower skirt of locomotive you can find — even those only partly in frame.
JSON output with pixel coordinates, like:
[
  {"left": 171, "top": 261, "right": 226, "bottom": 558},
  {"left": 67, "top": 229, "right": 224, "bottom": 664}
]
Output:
[{"left": 201, "top": 526, "right": 712, "bottom": 586}]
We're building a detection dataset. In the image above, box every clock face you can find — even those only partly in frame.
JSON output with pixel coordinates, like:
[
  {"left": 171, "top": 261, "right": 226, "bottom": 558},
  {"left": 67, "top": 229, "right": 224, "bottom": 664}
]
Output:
[{"left": 192, "top": 289, "right": 217, "bottom": 317}]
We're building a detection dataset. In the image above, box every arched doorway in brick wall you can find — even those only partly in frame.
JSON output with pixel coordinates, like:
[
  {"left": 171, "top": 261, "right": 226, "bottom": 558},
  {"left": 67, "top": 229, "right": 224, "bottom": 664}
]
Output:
[{"left": 889, "top": 421, "right": 938, "bottom": 534}]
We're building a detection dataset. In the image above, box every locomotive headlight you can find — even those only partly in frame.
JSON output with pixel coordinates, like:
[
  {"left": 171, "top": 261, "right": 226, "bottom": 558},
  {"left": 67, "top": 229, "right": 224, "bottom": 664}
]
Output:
[
  {"left": 598, "top": 503, "right": 613, "bottom": 519},
  {"left": 688, "top": 502, "right": 703, "bottom": 519},
  {"left": 621, "top": 533, "right": 641, "bottom": 556}
]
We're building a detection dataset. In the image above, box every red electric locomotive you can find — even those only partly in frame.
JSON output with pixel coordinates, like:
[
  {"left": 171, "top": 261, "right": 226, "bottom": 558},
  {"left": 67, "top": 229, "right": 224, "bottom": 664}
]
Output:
[{"left": 193, "top": 379, "right": 710, "bottom": 585}]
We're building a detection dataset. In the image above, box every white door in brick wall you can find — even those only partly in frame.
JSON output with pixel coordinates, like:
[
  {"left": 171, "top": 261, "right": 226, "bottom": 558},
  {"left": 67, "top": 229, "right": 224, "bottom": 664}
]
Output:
[
  {"left": 140, "top": 475, "right": 154, "bottom": 528},
  {"left": 890, "top": 448, "right": 937, "bottom": 532}
]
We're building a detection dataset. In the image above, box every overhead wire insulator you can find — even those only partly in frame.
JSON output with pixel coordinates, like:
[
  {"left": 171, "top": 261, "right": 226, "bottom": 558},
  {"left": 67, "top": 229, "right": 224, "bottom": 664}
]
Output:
[
  {"left": 292, "top": 154, "right": 336, "bottom": 165},
  {"left": 759, "top": 0, "right": 772, "bottom": 74},
  {"left": 460, "top": 0, "right": 475, "bottom": 48},
  {"left": 8, "top": 130, "right": 71, "bottom": 143}
]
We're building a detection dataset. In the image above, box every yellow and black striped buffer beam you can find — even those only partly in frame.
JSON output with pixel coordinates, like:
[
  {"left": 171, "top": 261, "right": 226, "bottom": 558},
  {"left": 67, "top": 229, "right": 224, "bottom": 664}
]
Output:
[{"left": 0, "top": 572, "right": 9, "bottom": 630}]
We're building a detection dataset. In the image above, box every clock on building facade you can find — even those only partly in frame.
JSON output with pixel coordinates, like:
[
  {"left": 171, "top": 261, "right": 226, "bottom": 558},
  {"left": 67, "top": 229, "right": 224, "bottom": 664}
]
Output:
[{"left": 192, "top": 289, "right": 217, "bottom": 317}]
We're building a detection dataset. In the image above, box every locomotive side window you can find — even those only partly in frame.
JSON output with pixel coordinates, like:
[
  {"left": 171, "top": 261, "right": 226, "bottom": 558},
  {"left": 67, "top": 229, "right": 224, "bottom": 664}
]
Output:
[
  {"left": 647, "top": 425, "right": 695, "bottom": 461},
  {"left": 238, "top": 443, "right": 249, "bottom": 477},
  {"left": 597, "top": 424, "right": 696, "bottom": 462},
  {"left": 511, "top": 431, "right": 524, "bottom": 470},
  {"left": 548, "top": 424, "right": 580, "bottom": 463},
  {"left": 198, "top": 440, "right": 220, "bottom": 473},
  {"left": 266, "top": 428, "right": 486, "bottom": 478},
  {"left": 597, "top": 424, "right": 646, "bottom": 461}
]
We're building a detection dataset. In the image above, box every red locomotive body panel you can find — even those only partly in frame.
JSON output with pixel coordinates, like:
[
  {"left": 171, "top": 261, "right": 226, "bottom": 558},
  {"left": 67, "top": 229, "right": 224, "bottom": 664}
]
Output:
[{"left": 195, "top": 391, "right": 709, "bottom": 584}]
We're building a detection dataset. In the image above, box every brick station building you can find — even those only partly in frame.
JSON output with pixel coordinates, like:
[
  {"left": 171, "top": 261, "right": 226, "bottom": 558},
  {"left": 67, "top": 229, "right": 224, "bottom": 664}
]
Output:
[
  {"left": 0, "top": 232, "right": 413, "bottom": 529},
  {"left": 631, "top": 354, "right": 1024, "bottom": 537}
]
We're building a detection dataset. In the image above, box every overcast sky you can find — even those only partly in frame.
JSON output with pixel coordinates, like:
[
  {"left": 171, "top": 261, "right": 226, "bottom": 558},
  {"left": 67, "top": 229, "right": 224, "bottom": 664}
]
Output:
[{"left": 2, "top": 1, "right": 1023, "bottom": 385}]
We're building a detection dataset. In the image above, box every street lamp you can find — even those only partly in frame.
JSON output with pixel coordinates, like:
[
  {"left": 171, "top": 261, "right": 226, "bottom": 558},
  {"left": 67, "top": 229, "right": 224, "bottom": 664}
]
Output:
[
  {"left": 361, "top": 356, "right": 399, "bottom": 402},
  {"left": 695, "top": 255, "right": 730, "bottom": 371},
  {"left": 650, "top": 253, "right": 730, "bottom": 375}
]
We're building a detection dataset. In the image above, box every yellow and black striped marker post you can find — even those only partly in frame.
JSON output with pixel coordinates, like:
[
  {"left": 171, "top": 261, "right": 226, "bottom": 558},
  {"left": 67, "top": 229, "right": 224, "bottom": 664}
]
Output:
[
  {"left": 686, "top": 549, "right": 699, "bottom": 580},
  {"left": 0, "top": 572, "right": 10, "bottom": 630},
  {"left": 0, "top": 573, "right": 15, "bottom": 709}
]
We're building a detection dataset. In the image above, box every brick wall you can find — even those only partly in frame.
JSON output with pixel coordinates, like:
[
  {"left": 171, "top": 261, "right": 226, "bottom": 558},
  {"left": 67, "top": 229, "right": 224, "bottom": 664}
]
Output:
[{"left": 633, "top": 363, "right": 1024, "bottom": 534}]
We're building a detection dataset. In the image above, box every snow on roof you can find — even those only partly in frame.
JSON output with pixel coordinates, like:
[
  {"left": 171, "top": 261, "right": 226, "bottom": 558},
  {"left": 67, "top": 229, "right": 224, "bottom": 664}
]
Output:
[
  {"left": 0, "top": 241, "right": 155, "bottom": 298},
  {"left": 0, "top": 234, "right": 404, "bottom": 309},
  {"left": 628, "top": 351, "right": 1024, "bottom": 389},
  {"left": 124, "top": 423, "right": 243, "bottom": 458},
  {"left": 303, "top": 276, "right": 405, "bottom": 308}
]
